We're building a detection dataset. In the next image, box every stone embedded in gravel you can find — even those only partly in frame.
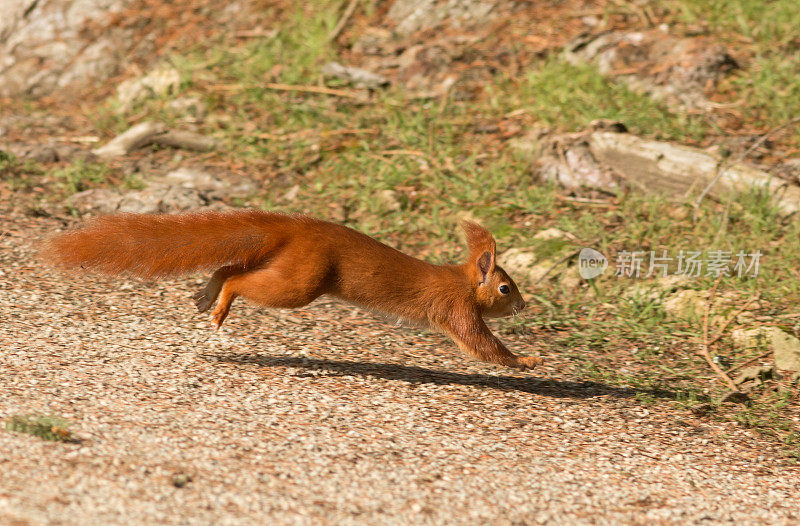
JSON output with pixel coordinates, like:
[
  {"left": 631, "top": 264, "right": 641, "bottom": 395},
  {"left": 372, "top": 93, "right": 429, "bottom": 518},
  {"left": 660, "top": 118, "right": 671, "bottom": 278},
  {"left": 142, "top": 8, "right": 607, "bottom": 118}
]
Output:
[{"left": 171, "top": 473, "right": 192, "bottom": 488}]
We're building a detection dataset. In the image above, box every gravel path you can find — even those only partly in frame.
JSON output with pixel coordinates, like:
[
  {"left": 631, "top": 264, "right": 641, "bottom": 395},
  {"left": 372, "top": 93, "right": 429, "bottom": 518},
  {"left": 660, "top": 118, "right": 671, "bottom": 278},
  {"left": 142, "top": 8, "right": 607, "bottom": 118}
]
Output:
[{"left": 2, "top": 212, "right": 799, "bottom": 525}]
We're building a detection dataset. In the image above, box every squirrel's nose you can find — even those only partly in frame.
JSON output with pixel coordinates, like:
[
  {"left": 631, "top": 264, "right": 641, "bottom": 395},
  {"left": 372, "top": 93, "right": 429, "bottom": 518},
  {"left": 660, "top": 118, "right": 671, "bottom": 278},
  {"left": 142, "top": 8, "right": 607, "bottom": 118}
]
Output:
[{"left": 518, "top": 299, "right": 526, "bottom": 311}]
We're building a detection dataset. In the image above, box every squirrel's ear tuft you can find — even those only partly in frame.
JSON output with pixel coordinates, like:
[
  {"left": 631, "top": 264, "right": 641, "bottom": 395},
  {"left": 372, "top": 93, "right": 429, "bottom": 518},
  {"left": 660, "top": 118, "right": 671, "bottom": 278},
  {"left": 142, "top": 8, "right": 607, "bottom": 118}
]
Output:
[{"left": 461, "top": 220, "right": 496, "bottom": 258}]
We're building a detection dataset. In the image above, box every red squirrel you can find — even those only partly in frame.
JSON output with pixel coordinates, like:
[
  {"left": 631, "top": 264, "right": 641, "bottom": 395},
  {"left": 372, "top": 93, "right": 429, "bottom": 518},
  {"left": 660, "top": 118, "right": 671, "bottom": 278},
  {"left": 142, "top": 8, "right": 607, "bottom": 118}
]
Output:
[{"left": 43, "top": 210, "right": 542, "bottom": 370}]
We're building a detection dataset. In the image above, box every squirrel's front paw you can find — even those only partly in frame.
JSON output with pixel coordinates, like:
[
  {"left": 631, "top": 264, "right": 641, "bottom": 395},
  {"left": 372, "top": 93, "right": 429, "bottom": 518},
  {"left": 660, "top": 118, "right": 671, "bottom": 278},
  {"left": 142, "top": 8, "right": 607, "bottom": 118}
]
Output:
[{"left": 513, "top": 355, "right": 543, "bottom": 371}]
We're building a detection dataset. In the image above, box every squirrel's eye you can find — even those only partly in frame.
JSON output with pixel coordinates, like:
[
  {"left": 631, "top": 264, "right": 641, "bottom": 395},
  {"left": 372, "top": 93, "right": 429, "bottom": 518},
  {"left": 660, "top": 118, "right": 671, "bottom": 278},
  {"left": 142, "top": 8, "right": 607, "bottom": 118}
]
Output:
[{"left": 499, "top": 284, "right": 510, "bottom": 295}]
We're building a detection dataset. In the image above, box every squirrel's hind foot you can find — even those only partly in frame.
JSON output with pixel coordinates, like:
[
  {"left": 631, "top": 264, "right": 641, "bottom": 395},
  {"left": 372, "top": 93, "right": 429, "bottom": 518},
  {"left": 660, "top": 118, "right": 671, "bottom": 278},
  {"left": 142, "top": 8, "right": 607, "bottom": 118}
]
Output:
[{"left": 193, "top": 290, "right": 214, "bottom": 313}]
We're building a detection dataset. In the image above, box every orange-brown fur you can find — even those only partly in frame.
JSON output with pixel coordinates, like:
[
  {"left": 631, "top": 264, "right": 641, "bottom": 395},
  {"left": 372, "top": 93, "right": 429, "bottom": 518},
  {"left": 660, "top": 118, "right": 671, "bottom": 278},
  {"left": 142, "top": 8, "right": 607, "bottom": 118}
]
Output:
[{"left": 43, "top": 210, "right": 542, "bottom": 370}]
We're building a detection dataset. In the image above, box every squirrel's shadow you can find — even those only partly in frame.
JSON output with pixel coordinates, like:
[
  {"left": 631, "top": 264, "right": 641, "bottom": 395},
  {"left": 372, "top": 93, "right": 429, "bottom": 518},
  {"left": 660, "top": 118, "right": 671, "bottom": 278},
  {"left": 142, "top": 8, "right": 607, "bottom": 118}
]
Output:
[{"left": 205, "top": 353, "right": 682, "bottom": 402}]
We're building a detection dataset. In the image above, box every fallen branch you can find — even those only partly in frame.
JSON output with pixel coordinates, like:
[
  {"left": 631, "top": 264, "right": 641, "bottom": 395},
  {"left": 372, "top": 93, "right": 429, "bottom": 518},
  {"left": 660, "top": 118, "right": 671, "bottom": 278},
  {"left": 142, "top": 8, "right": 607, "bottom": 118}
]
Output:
[
  {"left": 92, "top": 121, "right": 166, "bottom": 159},
  {"left": 699, "top": 275, "right": 740, "bottom": 391},
  {"left": 92, "top": 122, "right": 218, "bottom": 158}
]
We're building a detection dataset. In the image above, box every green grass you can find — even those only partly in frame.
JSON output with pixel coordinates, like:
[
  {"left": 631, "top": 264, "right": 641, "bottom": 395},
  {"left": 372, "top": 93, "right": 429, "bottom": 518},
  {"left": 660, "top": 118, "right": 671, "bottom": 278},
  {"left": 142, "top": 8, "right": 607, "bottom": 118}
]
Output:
[
  {"left": 670, "top": 0, "right": 800, "bottom": 48},
  {"left": 52, "top": 159, "right": 112, "bottom": 195},
  {"left": 491, "top": 58, "right": 709, "bottom": 140},
  {"left": 0, "top": 150, "right": 44, "bottom": 190},
  {"left": 729, "top": 54, "right": 800, "bottom": 131},
  {"left": 5, "top": 414, "right": 75, "bottom": 442},
  {"left": 668, "top": 0, "right": 800, "bottom": 143}
]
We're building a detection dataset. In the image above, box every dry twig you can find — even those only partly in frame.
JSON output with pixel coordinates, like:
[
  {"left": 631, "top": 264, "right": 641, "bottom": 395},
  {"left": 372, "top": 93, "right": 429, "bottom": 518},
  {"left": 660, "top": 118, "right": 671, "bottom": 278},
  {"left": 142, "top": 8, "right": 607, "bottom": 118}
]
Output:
[
  {"left": 707, "top": 291, "right": 761, "bottom": 347},
  {"left": 263, "top": 82, "right": 365, "bottom": 99},
  {"left": 694, "top": 115, "right": 800, "bottom": 209},
  {"left": 726, "top": 351, "right": 773, "bottom": 375},
  {"left": 329, "top": 0, "right": 359, "bottom": 42},
  {"left": 254, "top": 128, "right": 377, "bottom": 141},
  {"left": 699, "top": 275, "right": 739, "bottom": 391}
]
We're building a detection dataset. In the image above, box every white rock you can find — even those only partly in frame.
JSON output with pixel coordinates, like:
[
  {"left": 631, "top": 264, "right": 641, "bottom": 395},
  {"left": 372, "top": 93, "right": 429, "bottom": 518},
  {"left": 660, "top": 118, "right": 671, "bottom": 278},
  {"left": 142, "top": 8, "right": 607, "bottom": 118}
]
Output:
[
  {"left": 117, "top": 64, "right": 181, "bottom": 110},
  {"left": 732, "top": 327, "right": 800, "bottom": 371}
]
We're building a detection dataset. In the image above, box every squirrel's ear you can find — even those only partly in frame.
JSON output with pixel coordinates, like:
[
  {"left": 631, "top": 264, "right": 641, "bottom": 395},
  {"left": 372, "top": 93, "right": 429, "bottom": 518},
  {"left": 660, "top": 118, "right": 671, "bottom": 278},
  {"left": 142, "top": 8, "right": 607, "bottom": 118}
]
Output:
[
  {"left": 477, "top": 250, "right": 494, "bottom": 284},
  {"left": 461, "top": 220, "right": 496, "bottom": 259},
  {"left": 461, "top": 220, "right": 496, "bottom": 283}
]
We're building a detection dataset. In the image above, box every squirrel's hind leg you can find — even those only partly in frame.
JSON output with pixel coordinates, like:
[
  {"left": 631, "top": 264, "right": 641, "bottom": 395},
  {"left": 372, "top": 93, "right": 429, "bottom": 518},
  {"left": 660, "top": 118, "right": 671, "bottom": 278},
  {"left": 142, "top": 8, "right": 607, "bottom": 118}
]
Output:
[
  {"left": 194, "top": 266, "right": 242, "bottom": 313},
  {"left": 208, "top": 264, "right": 328, "bottom": 330},
  {"left": 210, "top": 284, "right": 236, "bottom": 330}
]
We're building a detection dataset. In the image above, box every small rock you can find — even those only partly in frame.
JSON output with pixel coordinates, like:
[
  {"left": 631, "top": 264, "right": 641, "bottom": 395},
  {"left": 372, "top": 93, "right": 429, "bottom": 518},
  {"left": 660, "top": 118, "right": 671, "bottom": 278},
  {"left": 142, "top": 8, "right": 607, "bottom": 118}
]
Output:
[
  {"left": 377, "top": 189, "right": 402, "bottom": 211},
  {"left": 283, "top": 184, "right": 300, "bottom": 202},
  {"left": 117, "top": 64, "right": 181, "bottom": 110},
  {"left": 167, "top": 97, "right": 208, "bottom": 121},
  {"left": 733, "top": 365, "right": 774, "bottom": 386},
  {"left": 115, "top": 188, "right": 168, "bottom": 214},
  {"left": 66, "top": 168, "right": 254, "bottom": 214},
  {"left": 533, "top": 228, "right": 571, "bottom": 241},
  {"left": 560, "top": 266, "right": 582, "bottom": 291},
  {"left": 731, "top": 327, "right": 800, "bottom": 371},
  {"left": 500, "top": 248, "right": 537, "bottom": 279},
  {"left": 508, "top": 127, "right": 551, "bottom": 159},
  {"left": 68, "top": 188, "right": 125, "bottom": 215},
  {"left": 22, "top": 144, "right": 58, "bottom": 163},
  {"left": 564, "top": 30, "right": 736, "bottom": 110},
  {"left": 321, "top": 62, "right": 389, "bottom": 89},
  {"left": 172, "top": 473, "right": 192, "bottom": 488},
  {"left": 663, "top": 290, "right": 708, "bottom": 320},
  {"left": 539, "top": 139, "right": 619, "bottom": 192},
  {"left": 162, "top": 167, "right": 222, "bottom": 191},
  {"left": 387, "top": 0, "right": 498, "bottom": 35}
]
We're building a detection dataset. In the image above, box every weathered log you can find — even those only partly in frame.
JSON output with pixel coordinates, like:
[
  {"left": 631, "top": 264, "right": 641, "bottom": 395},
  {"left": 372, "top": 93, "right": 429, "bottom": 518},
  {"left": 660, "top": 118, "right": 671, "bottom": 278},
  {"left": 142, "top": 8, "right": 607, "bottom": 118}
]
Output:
[{"left": 587, "top": 132, "right": 800, "bottom": 214}]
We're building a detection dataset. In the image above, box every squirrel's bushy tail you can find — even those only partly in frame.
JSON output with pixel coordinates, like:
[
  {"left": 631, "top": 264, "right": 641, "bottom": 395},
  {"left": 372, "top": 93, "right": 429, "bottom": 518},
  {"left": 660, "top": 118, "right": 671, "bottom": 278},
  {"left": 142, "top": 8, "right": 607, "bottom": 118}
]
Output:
[{"left": 42, "top": 210, "right": 289, "bottom": 279}]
